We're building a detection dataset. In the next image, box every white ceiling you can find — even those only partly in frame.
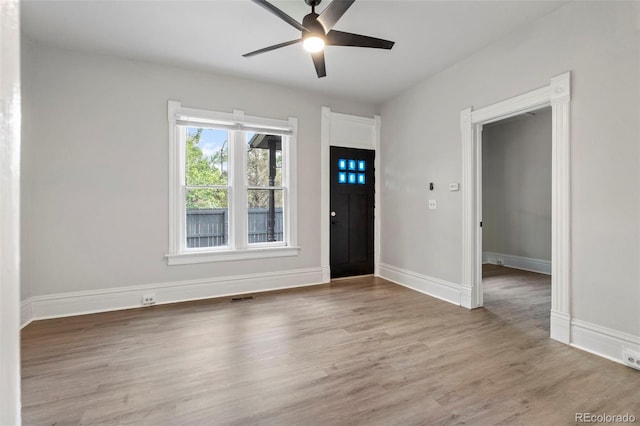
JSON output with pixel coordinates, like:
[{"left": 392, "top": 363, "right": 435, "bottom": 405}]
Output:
[{"left": 21, "top": 0, "right": 569, "bottom": 104}]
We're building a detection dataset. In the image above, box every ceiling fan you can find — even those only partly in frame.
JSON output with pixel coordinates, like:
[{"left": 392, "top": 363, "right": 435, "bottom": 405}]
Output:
[{"left": 243, "top": 0, "right": 395, "bottom": 78}]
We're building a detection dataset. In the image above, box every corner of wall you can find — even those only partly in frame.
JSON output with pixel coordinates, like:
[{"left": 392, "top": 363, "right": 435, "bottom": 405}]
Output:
[{"left": 20, "top": 34, "right": 33, "bottom": 304}]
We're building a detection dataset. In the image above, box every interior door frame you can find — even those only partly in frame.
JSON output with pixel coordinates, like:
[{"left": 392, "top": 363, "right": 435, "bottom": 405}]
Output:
[
  {"left": 460, "top": 72, "right": 572, "bottom": 344},
  {"left": 0, "top": 0, "right": 23, "bottom": 422},
  {"left": 321, "top": 107, "right": 381, "bottom": 282}
]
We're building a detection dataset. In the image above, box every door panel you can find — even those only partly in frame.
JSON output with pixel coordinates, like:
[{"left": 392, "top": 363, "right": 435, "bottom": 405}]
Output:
[
  {"left": 349, "top": 194, "right": 368, "bottom": 263},
  {"left": 330, "top": 147, "right": 375, "bottom": 278},
  {"left": 330, "top": 193, "right": 349, "bottom": 266}
]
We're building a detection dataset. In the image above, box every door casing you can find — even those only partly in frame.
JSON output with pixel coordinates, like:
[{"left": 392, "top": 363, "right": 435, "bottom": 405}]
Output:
[
  {"left": 460, "top": 72, "right": 572, "bottom": 344},
  {"left": 321, "top": 107, "right": 381, "bottom": 282}
]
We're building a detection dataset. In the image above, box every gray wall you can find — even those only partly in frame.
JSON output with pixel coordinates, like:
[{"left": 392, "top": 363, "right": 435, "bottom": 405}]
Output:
[
  {"left": 482, "top": 108, "right": 552, "bottom": 261},
  {"left": 379, "top": 1, "right": 640, "bottom": 336},
  {"left": 20, "top": 39, "right": 375, "bottom": 298}
]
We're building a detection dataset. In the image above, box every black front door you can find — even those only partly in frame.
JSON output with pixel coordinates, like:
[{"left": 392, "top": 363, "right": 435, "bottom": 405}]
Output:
[{"left": 330, "top": 146, "right": 375, "bottom": 278}]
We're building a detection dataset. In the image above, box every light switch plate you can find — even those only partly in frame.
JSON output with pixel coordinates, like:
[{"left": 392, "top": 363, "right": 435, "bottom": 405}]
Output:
[{"left": 449, "top": 183, "right": 460, "bottom": 191}]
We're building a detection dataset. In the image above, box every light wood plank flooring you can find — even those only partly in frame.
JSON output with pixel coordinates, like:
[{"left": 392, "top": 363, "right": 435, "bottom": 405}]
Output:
[{"left": 22, "top": 268, "right": 640, "bottom": 425}]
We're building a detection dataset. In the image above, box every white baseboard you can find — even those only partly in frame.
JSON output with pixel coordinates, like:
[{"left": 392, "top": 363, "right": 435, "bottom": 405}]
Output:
[
  {"left": 20, "top": 299, "right": 33, "bottom": 329},
  {"left": 571, "top": 319, "right": 640, "bottom": 365},
  {"left": 377, "top": 263, "right": 461, "bottom": 306},
  {"left": 550, "top": 310, "right": 570, "bottom": 344},
  {"left": 321, "top": 265, "right": 331, "bottom": 284},
  {"left": 20, "top": 267, "right": 324, "bottom": 327},
  {"left": 483, "top": 251, "right": 551, "bottom": 275},
  {"left": 459, "top": 285, "right": 473, "bottom": 309}
]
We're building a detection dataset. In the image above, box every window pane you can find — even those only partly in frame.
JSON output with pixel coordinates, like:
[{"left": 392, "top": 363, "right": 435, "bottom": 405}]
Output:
[
  {"left": 185, "top": 128, "right": 229, "bottom": 186},
  {"left": 248, "top": 189, "right": 284, "bottom": 243},
  {"left": 186, "top": 188, "right": 228, "bottom": 248},
  {"left": 247, "top": 133, "right": 282, "bottom": 187}
]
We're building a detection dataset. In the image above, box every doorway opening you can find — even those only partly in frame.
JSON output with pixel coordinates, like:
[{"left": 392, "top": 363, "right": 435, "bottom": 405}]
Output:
[
  {"left": 481, "top": 108, "right": 552, "bottom": 332},
  {"left": 460, "top": 72, "right": 571, "bottom": 344}
]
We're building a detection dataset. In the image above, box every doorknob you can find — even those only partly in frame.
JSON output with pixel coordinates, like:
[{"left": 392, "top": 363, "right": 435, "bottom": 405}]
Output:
[{"left": 331, "top": 211, "right": 336, "bottom": 217}]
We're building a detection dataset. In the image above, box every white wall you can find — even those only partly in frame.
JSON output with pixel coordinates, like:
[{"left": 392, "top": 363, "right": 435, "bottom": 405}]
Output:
[
  {"left": 20, "top": 35, "right": 32, "bottom": 302},
  {"left": 482, "top": 108, "right": 552, "bottom": 262},
  {"left": 0, "top": 0, "right": 22, "bottom": 422},
  {"left": 380, "top": 1, "right": 640, "bottom": 336},
  {"left": 21, "top": 40, "right": 376, "bottom": 298},
  {"left": 637, "top": 1, "right": 640, "bottom": 342}
]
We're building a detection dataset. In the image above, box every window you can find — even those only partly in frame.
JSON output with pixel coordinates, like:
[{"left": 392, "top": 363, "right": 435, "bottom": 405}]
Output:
[
  {"left": 337, "top": 158, "right": 367, "bottom": 185},
  {"left": 166, "top": 101, "right": 298, "bottom": 265}
]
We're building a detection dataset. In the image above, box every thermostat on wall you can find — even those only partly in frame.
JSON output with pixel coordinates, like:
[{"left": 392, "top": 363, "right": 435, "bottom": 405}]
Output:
[{"left": 449, "top": 183, "right": 460, "bottom": 191}]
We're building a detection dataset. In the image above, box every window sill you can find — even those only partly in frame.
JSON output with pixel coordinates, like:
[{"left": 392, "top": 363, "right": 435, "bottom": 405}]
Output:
[{"left": 166, "top": 246, "right": 300, "bottom": 266}]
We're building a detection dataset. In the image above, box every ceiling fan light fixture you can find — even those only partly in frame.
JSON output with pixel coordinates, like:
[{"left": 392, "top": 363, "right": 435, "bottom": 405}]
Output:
[
  {"left": 303, "top": 35, "right": 325, "bottom": 53},
  {"left": 244, "top": 0, "right": 394, "bottom": 78}
]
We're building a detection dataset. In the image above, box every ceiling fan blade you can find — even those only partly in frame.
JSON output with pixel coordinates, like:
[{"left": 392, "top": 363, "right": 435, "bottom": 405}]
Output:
[
  {"left": 326, "top": 30, "right": 395, "bottom": 49},
  {"left": 251, "top": 0, "right": 308, "bottom": 32},
  {"left": 243, "top": 39, "right": 302, "bottom": 57},
  {"left": 317, "top": 0, "right": 355, "bottom": 32},
  {"left": 311, "top": 51, "right": 327, "bottom": 78}
]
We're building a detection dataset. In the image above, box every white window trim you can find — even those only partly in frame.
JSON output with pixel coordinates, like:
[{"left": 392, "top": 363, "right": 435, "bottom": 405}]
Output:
[{"left": 166, "top": 101, "right": 299, "bottom": 265}]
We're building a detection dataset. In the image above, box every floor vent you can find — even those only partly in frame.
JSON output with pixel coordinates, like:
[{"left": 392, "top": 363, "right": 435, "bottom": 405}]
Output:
[{"left": 230, "top": 296, "right": 254, "bottom": 303}]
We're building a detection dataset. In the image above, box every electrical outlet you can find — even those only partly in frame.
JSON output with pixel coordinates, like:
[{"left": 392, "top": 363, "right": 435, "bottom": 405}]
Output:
[
  {"left": 428, "top": 200, "right": 437, "bottom": 210},
  {"left": 142, "top": 293, "right": 156, "bottom": 306},
  {"left": 496, "top": 259, "right": 504, "bottom": 266},
  {"left": 623, "top": 349, "right": 640, "bottom": 370}
]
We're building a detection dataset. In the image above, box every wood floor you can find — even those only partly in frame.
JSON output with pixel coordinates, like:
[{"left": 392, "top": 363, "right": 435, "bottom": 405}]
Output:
[{"left": 22, "top": 267, "right": 640, "bottom": 425}]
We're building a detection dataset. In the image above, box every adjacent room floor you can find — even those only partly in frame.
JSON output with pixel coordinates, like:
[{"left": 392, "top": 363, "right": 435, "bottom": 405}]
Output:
[
  {"left": 482, "top": 263, "right": 551, "bottom": 333},
  {"left": 22, "top": 270, "right": 640, "bottom": 425}
]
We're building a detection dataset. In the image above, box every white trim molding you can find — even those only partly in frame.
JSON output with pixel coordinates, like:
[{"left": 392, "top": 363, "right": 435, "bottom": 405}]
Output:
[
  {"left": 320, "top": 107, "right": 331, "bottom": 283},
  {"left": 320, "top": 107, "right": 381, "bottom": 281},
  {"left": 550, "top": 311, "right": 571, "bottom": 343},
  {"left": 378, "top": 263, "right": 462, "bottom": 306},
  {"left": 0, "top": 0, "right": 22, "bottom": 423},
  {"left": 550, "top": 73, "right": 571, "bottom": 340},
  {"left": 166, "top": 246, "right": 300, "bottom": 265},
  {"left": 483, "top": 252, "right": 551, "bottom": 275},
  {"left": 167, "top": 101, "right": 299, "bottom": 265},
  {"left": 20, "top": 268, "right": 324, "bottom": 324},
  {"left": 20, "top": 299, "right": 33, "bottom": 329},
  {"left": 461, "top": 72, "right": 572, "bottom": 345},
  {"left": 374, "top": 115, "right": 382, "bottom": 277},
  {"left": 21, "top": 270, "right": 640, "bottom": 369}
]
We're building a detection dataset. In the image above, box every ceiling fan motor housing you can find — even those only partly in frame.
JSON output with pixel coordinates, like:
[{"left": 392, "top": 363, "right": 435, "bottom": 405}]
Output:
[{"left": 302, "top": 13, "right": 326, "bottom": 38}]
